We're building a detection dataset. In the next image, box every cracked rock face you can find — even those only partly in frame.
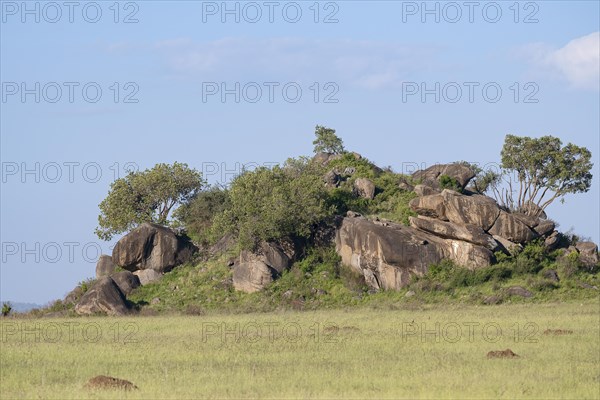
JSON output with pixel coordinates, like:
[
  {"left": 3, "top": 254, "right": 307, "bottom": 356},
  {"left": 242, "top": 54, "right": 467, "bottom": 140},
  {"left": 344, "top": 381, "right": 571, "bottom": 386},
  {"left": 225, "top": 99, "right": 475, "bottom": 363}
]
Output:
[
  {"left": 112, "top": 223, "right": 197, "bottom": 273},
  {"left": 75, "top": 277, "right": 130, "bottom": 316},
  {"left": 335, "top": 216, "right": 494, "bottom": 290},
  {"left": 233, "top": 242, "right": 294, "bottom": 293}
]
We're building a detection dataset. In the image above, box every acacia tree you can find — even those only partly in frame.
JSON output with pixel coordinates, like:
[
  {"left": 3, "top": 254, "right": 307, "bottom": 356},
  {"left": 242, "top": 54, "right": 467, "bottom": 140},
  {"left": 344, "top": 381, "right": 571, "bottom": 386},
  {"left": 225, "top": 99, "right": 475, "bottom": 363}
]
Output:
[
  {"left": 313, "top": 125, "right": 345, "bottom": 154},
  {"left": 499, "top": 134, "right": 593, "bottom": 216},
  {"left": 95, "top": 162, "right": 204, "bottom": 240}
]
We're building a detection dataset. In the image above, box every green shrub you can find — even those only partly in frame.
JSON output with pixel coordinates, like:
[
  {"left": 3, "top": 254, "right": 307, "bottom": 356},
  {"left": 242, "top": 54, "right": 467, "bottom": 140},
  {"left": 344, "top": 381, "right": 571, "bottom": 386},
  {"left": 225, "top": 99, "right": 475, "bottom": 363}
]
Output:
[
  {"left": 212, "top": 164, "right": 332, "bottom": 250},
  {"left": 174, "top": 186, "right": 230, "bottom": 245},
  {"left": 439, "top": 174, "right": 462, "bottom": 192},
  {"left": 2, "top": 302, "right": 12, "bottom": 317}
]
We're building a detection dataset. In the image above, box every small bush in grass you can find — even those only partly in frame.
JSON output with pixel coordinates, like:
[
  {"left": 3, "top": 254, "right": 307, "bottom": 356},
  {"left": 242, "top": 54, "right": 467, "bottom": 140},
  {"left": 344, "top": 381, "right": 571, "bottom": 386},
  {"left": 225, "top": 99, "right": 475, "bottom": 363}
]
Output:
[{"left": 2, "top": 302, "right": 12, "bottom": 317}]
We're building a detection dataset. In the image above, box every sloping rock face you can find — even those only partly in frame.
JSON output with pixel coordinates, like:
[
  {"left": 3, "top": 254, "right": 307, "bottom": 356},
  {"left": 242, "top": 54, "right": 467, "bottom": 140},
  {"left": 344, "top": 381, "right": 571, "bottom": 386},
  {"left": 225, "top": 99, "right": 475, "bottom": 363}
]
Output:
[
  {"left": 233, "top": 242, "right": 293, "bottom": 293},
  {"left": 488, "top": 211, "right": 537, "bottom": 244},
  {"left": 335, "top": 216, "right": 494, "bottom": 290},
  {"left": 112, "top": 223, "right": 197, "bottom": 273},
  {"left": 440, "top": 190, "right": 501, "bottom": 231},
  {"left": 74, "top": 277, "right": 129, "bottom": 316},
  {"left": 412, "top": 164, "right": 475, "bottom": 190},
  {"left": 333, "top": 182, "right": 571, "bottom": 291},
  {"left": 110, "top": 271, "right": 140, "bottom": 296},
  {"left": 409, "top": 216, "right": 498, "bottom": 250},
  {"left": 410, "top": 190, "right": 541, "bottom": 244},
  {"left": 95, "top": 255, "right": 115, "bottom": 278}
]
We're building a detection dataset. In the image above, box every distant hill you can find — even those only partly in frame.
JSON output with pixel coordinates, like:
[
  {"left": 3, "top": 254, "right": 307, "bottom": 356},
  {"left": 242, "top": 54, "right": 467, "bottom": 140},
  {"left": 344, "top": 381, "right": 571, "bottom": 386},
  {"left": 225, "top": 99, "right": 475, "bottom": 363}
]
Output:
[{"left": 3, "top": 302, "right": 43, "bottom": 313}]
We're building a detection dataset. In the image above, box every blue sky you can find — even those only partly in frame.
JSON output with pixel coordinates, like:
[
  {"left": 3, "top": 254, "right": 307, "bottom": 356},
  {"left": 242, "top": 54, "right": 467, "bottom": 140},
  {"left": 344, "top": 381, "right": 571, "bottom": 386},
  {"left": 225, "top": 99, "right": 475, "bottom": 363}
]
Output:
[{"left": 1, "top": 1, "right": 599, "bottom": 304}]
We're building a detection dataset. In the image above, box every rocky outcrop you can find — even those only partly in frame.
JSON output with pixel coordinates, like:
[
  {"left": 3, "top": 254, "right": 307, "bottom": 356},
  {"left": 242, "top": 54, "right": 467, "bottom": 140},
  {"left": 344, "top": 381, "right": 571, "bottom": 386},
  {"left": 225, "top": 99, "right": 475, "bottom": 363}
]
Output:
[
  {"left": 575, "top": 242, "right": 599, "bottom": 267},
  {"left": 488, "top": 211, "right": 537, "bottom": 244},
  {"left": 74, "top": 277, "right": 130, "bottom": 316},
  {"left": 440, "top": 190, "right": 501, "bottom": 231},
  {"left": 534, "top": 219, "right": 555, "bottom": 236},
  {"left": 233, "top": 242, "right": 293, "bottom": 293},
  {"left": 409, "top": 193, "right": 447, "bottom": 219},
  {"left": 112, "top": 223, "right": 197, "bottom": 273},
  {"left": 354, "top": 178, "right": 376, "bottom": 200},
  {"left": 313, "top": 152, "right": 342, "bottom": 166},
  {"left": 95, "top": 255, "right": 115, "bottom": 278},
  {"left": 324, "top": 170, "right": 341, "bottom": 187},
  {"left": 413, "top": 184, "right": 439, "bottom": 197},
  {"left": 412, "top": 163, "right": 475, "bottom": 190},
  {"left": 409, "top": 216, "right": 498, "bottom": 250},
  {"left": 110, "top": 271, "right": 141, "bottom": 296},
  {"left": 335, "top": 215, "right": 493, "bottom": 290}
]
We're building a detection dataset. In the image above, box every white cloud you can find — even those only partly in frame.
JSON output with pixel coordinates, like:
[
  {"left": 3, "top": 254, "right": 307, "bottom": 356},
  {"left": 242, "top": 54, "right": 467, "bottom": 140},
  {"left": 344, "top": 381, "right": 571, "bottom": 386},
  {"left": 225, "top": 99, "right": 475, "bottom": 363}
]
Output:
[
  {"left": 525, "top": 32, "right": 600, "bottom": 90},
  {"left": 153, "top": 37, "right": 439, "bottom": 89}
]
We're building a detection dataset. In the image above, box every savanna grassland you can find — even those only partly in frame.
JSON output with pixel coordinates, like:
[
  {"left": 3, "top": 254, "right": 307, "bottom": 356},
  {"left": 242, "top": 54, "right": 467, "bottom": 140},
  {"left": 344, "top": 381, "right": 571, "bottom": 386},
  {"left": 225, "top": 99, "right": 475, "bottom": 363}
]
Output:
[{"left": 1, "top": 301, "right": 599, "bottom": 399}]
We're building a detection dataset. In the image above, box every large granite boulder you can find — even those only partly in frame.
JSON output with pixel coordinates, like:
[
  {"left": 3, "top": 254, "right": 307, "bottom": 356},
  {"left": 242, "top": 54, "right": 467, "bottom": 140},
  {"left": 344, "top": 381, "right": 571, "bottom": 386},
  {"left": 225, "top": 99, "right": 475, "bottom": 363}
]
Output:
[
  {"left": 95, "top": 255, "right": 115, "bottom": 278},
  {"left": 233, "top": 242, "right": 293, "bottom": 293},
  {"left": 354, "top": 178, "right": 376, "bottom": 200},
  {"left": 534, "top": 219, "right": 556, "bottom": 236},
  {"left": 413, "top": 184, "right": 439, "bottom": 197},
  {"left": 441, "top": 190, "right": 501, "bottom": 231},
  {"left": 575, "top": 242, "right": 599, "bottom": 267},
  {"left": 335, "top": 216, "right": 493, "bottom": 290},
  {"left": 488, "top": 211, "right": 538, "bottom": 244},
  {"left": 74, "top": 277, "right": 130, "bottom": 316},
  {"left": 409, "top": 216, "right": 498, "bottom": 250},
  {"left": 412, "top": 163, "right": 475, "bottom": 190},
  {"left": 110, "top": 271, "right": 141, "bottom": 296},
  {"left": 112, "top": 223, "right": 197, "bottom": 273},
  {"left": 409, "top": 193, "right": 447, "bottom": 220}
]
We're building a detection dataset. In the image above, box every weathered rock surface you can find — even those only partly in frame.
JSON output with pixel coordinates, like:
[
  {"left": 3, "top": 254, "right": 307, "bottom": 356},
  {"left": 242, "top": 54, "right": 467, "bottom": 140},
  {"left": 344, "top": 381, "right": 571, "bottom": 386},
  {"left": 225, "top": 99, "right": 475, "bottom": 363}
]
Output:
[
  {"left": 233, "top": 242, "right": 293, "bottom": 293},
  {"left": 133, "top": 269, "right": 163, "bottom": 286},
  {"left": 575, "top": 242, "right": 599, "bottom": 267},
  {"left": 488, "top": 211, "right": 538, "bottom": 244},
  {"left": 409, "top": 193, "right": 447, "bottom": 219},
  {"left": 492, "top": 235, "right": 522, "bottom": 255},
  {"left": 112, "top": 223, "right": 197, "bottom": 273},
  {"left": 409, "top": 216, "right": 498, "bottom": 250},
  {"left": 544, "top": 231, "right": 567, "bottom": 251},
  {"left": 354, "top": 178, "right": 376, "bottom": 200},
  {"left": 64, "top": 286, "right": 84, "bottom": 305},
  {"left": 412, "top": 163, "right": 475, "bottom": 189},
  {"left": 441, "top": 190, "right": 501, "bottom": 231},
  {"left": 74, "top": 277, "right": 129, "bottom": 316},
  {"left": 413, "top": 184, "right": 439, "bottom": 197},
  {"left": 534, "top": 219, "right": 556, "bottom": 236},
  {"left": 313, "top": 152, "right": 341, "bottom": 166},
  {"left": 335, "top": 216, "right": 493, "bottom": 290},
  {"left": 110, "top": 271, "right": 141, "bottom": 296},
  {"left": 95, "top": 255, "right": 115, "bottom": 278}
]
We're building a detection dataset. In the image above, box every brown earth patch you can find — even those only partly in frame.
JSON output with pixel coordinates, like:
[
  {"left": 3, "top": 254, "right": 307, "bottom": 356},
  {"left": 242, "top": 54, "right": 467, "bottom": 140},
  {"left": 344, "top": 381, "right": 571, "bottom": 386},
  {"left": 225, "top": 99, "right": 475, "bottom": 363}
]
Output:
[
  {"left": 543, "top": 329, "right": 573, "bottom": 335},
  {"left": 323, "top": 325, "right": 360, "bottom": 334},
  {"left": 486, "top": 349, "right": 520, "bottom": 359},
  {"left": 84, "top": 375, "right": 138, "bottom": 391}
]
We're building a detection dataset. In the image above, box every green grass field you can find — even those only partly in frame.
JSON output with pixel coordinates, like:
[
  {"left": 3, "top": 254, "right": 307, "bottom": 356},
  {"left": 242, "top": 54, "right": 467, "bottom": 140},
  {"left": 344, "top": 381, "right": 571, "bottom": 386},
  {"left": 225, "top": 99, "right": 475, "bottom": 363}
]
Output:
[{"left": 1, "top": 301, "right": 599, "bottom": 399}]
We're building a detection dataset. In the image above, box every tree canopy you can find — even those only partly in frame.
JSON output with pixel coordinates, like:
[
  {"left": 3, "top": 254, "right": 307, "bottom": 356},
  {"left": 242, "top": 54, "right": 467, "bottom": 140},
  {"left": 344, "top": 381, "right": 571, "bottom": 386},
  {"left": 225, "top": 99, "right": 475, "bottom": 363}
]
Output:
[
  {"left": 313, "top": 125, "right": 345, "bottom": 154},
  {"left": 211, "top": 161, "right": 331, "bottom": 250},
  {"left": 96, "top": 162, "right": 204, "bottom": 240},
  {"left": 499, "top": 134, "right": 593, "bottom": 216}
]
